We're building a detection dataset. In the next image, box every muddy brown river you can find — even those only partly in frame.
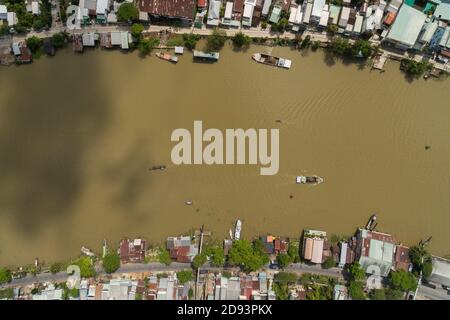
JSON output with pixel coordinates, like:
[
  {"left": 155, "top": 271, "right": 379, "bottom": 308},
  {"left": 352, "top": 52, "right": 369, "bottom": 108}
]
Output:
[{"left": 0, "top": 44, "right": 449, "bottom": 266}]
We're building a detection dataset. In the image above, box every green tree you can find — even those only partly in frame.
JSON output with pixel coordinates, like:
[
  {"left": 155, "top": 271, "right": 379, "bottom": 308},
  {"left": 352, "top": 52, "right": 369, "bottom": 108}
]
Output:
[
  {"left": 131, "top": 23, "right": 145, "bottom": 39},
  {"left": 385, "top": 288, "right": 404, "bottom": 300},
  {"left": 192, "top": 253, "right": 207, "bottom": 269},
  {"left": 276, "top": 253, "right": 293, "bottom": 269},
  {"left": 102, "top": 251, "right": 121, "bottom": 274},
  {"left": 206, "top": 29, "right": 227, "bottom": 51},
  {"left": 52, "top": 32, "right": 68, "bottom": 49},
  {"left": 409, "top": 245, "right": 431, "bottom": 273},
  {"left": 50, "top": 263, "right": 64, "bottom": 274},
  {"left": 347, "top": 262, "right": 366, "bottom": 281},
  {"left": 330, "top": 36, "right": 352, "bottom": 56},
  {"left": 158, "top": 247, "right": 171, "bottom": 265},
  {"left": 0, "top": 268, "right": 12, "bottom": 285},
  {"left": 188, "top": 288, "right": 194, "bottom": 299},
  {"left": 231, "top": 32, "right": 251, "bottom": 48},
  {"left": 422, "top": 261, "right": 433, "bottom": 278},
  {"left": 348, "top": 281, "right": 366, "bottom": 300},
  {"left": 274, "top": 272, "right": 297, "bottom": 285},
  {"left": 205, "top": 245, "right": 225, "bottom": 267},
  {"left": 73, "top": 257, "right": 96, "bottom": 278},
  {"left": 287, "top": 242, "right": 300, "bottom": 263},
  {"left": 26, "top": 36, "right": 43, "bottom": 53},
  {"left": 0, "top": 24, "right": 9, "bottom": 36},
  {"left": 322, "top": 257, "right": 336, "bottom": 269},
  {"left": 352, "top": 39, "right": 373, "bottom": 58},
  {"left": 0, "top": 288, "right": 14, "bottom": 299},
  {"left": 369, "top": 288, "right": 386, "bottom": 300},
  {"left": 273, "top": 282, "right": 289, "bottom": 300},
  {"left": 117, "top": 3, "right": 138, "bottom": 22},
  {"left": 326, "top": 24, "right": 338, "bottom": 35},
  {"left": 138, "top": 37, "right": 159, "bottom": 56},
  {"left": 227, "top": 239, "right": 268, "bottom": 272},
  {"left": 389, "top": 269, "right": 417, "bottom": 292},
  {"left": 300, "top": 35, "right": 311, "bottom": 49},
  {"left": 182, "top": 33, "right": 200, "bottom": 50},
  {"left": 177, "top": 270, "right": 194, "bottom": 284}
]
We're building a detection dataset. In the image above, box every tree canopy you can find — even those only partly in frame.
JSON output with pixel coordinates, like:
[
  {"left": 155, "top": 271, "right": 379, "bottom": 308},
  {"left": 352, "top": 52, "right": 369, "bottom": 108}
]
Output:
[
  {"left": 102, "top": 251, "right": 121, "bottom": 273},
  {"left": 0, "top": 268, "right": 12, "bottom": 284},
  {"left": 73, "top": 257, "right": 96, "bottom": 278},
  {"left": 347, "top": 262, "right": 366, "bottom": 281},
  {"left": 231, "top": 32, "right": 251, "bottom": 48},
  {"left": 117, "top": 3, "right": 138, "bottom": 22},
  {"left": 227, "top": 239, "right": 269, "bottom": 272},
  {"left": 322, "top": 257, "right": 336, "bottom": 269},
  {"left": 348, "top": 281, "right": 366, "bottom": 300},
  {"left": 204, "top": 245, "right": 225, "bottom": 267},
  {"left": 131, "top": 23, "right": 145, "bottom": 38},
  {"left": 138, "top": 38, "right": 160, "bottom": 56},
  {"left": 389, "top": 269, "right": 418, "bottom": 292},
  {"left": 206, "top": 29, "right": 227, "bottom": 52},
  {"left": 177, "top": 270, "right": 194, "bottom": 284},
  {"left": 158, "top": 247, "right": 171, "bottom": 266},
  {"left": 192, "top": 253, "right": 207, "bottom": 269}
]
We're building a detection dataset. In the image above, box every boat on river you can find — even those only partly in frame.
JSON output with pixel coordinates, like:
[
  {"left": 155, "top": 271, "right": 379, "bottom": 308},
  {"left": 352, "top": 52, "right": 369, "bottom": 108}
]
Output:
[
  {"left": 155, "top": 52, "right": 178, "bottom": 63},
  {"left": 252, "top": 53, "right": 292, "bottom": 69},
  {"left": 234, "top": 219, "right": 242, "bottom": 240},
  {"left": 296, "top": 175, "right": 323, "bottom": 185},
  {"left": 193, "top": 50, "right": 220, "bottom": 61}
]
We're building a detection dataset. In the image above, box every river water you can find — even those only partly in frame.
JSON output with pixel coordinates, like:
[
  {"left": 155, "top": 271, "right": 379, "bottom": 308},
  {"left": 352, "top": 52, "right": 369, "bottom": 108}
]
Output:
[{"left": 0, "top": 44, "right": 449, "bottom": 266}]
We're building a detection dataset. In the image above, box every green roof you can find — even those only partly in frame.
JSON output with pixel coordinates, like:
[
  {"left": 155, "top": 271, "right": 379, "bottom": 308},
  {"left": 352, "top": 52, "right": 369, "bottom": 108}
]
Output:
[{"left": 386, "top": 5, "right": 427, "bottom": 47}]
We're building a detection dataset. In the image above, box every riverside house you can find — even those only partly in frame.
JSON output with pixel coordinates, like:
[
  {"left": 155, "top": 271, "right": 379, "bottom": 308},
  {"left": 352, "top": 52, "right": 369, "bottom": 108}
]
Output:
[
  {"left": 119, "top": 238, "right": 147, "bottom": 263},
  {"left": 138, "top": 0, "right": 196, "bottom": 26},
  {"left": 302, "top": 229, "right": 327, "bottom": 264}
]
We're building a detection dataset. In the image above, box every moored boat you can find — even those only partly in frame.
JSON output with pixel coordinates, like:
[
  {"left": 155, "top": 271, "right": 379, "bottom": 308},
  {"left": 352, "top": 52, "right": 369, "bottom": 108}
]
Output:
[
  {"left": 156, "top": 52, "right": 178, "bottom": 63},
  {"left": 193, "top": 50, "right": 220, "bottom": 61},
  {"left": 81, "top": 246, "right": 95, "bottom": 257},
  {"left": 234, "top": 220, "right": 242, "bottom": 240},
  {"left": 252, "top": 53, "right": 292, "bottom": 69},
  {"left": 296, "top": 175, "right": 323, "bottom": 185}
]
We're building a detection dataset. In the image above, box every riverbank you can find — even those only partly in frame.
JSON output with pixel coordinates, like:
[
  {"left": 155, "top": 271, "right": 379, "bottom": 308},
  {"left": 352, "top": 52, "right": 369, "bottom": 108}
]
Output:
[{"left": 2, "top": 24, "right": 449, "bottom": 79}]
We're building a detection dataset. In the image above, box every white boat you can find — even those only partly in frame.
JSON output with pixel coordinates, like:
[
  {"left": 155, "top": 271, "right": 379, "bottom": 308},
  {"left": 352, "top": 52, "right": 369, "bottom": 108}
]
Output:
[
  {"left": 81, "top": 246, "right": 95, "bottom": 257},
  {"left": 234, "top": 220, "right": 242, "bottom": 240},
  {"left": 296, "top": 175, "right": 323, "bottom": 185},
  {"left": 252, "top": 53, "right": 292, "bottom": 69}
]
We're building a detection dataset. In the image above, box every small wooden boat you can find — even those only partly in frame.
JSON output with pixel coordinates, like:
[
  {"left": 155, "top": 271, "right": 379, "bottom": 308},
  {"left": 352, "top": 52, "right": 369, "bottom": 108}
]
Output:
[
  {"left": 234, "top": 220, "right": 242, "bottom": 240},
  {"left": 156, "top": 52, "right": 178, "bottom": 63},
  {"left": 81, "top": 246, "right": 95, "bottom": 257},
  {"left": 296, "top": 175, "right": 323, "bottom": 185},
  {"left": 150, "top": 165, "right": 166, "bottom": 171},
  {"left": 252, "top": 53, "right": 292, "bottom": 69}
]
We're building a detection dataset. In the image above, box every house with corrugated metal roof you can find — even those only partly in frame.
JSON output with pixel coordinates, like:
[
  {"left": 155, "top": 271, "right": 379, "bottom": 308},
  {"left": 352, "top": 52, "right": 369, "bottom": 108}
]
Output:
[
  {"left": 384, "top": 4, "right": 427, "bottom": 49},
  {"left": 356, "top": 229, "right": 395, "bottom": 277}
]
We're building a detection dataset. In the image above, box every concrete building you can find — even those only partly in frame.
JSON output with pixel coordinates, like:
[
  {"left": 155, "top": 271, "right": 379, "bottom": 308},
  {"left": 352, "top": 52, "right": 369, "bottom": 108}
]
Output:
[
  {"left": 384, "top": 4, "right": 427, "bottom": 49},
  {"left": 207, "top": 0, "right": 221, "bottom": 26},
  {"left": 356, "top": 229, "right": 395, "bottom": 277}
]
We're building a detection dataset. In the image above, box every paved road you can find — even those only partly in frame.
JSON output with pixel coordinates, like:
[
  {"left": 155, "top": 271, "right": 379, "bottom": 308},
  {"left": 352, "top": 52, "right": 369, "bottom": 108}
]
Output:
[
  {"left": 285, "top": 263, "right": 344, "bottom": 279},
  {"left": 417, "top": 284, "right": 450, "bottom": 300},
  {"left": 2, "top": 262, "right": 192, "bottom": 288}
]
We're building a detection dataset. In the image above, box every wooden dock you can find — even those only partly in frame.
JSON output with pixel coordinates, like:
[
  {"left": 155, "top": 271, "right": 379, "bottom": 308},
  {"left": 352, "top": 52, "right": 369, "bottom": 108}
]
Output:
[{"left": 372, "top": 54, "right": 387, "bottom": 70}]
